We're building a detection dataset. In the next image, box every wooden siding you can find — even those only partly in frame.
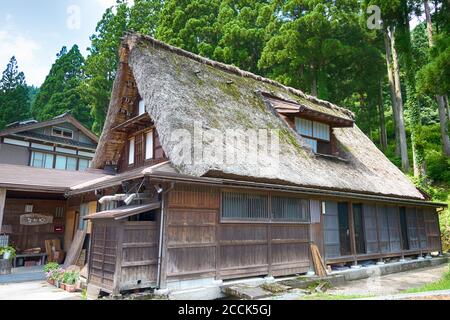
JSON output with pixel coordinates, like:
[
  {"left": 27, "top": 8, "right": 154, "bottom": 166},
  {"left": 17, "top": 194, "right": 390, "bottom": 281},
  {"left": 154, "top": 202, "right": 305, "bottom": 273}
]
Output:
[
  {"left": 324, "top": 202, "right": 442, "bottom": 264},
  {"left": 165, "top": 185, "right": 311, "bottom": 282},
  {"left": 119, "top": 222, "right": 158, "bottom": 290},
  {"left": 89, "top": 221, "right": 118, "bottom": 292},
  {"left": 3, "top": 198, "right": 66, "bottom": 251},
  {"left": 88, "top": 220, "right": 159, "bottom": 294}
]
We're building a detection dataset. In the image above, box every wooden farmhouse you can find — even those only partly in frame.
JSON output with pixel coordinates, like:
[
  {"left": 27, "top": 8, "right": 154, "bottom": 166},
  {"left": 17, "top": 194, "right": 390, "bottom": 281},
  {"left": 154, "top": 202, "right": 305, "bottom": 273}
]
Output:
[{"left": 0, "top": 34, "right": 446, "bottom": 296}]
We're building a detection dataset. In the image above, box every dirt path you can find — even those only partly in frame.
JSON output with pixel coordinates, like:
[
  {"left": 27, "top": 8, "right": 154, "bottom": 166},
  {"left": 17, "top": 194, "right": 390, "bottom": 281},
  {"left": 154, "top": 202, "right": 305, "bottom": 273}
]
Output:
[{"left": 329, "top": 264, "right": 449, "bottom": 297}]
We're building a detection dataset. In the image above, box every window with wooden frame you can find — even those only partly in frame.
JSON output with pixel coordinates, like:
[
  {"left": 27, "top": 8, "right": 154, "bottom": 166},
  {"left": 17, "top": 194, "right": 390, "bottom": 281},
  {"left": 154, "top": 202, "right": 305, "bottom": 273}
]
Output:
[
  {"left": 52, "top": 126, "right": 73, "bottom": 139},
  {"left": 128, "top": 138, "right": 135, "bottom": 165},
  {"left": 221, "top": 192, "right": 310, "bottom": 223},
  {"left": 135, "top": 133, "right": 144, "bottom": 166},
  {"left": 145, "top": 130, "right": 154, "bottom": 160},
  {"left": 138, "top": 99, "right": 146, "bottom": 116},
  {"left": 295, "top": 117, "right": 331, "bottom": 154}
]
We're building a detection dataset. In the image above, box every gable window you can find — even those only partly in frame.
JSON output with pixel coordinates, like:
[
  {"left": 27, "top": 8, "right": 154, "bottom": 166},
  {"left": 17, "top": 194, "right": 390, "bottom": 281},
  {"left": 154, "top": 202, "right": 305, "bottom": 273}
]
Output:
[
  {"left": 295, "top": 117, "right": 330, "bottom": 153},
  {"left": 128, "top": 138, "right": 135, "bottom": 165},
  {"left": 221, "top": 192, "right": 310, "bottom": 223},
  {"left": 138, "top": 99, "right": 146, "bottom": 116},
  {"left": 145, "top": 130, "right": 154, "bottom": 160},
  {"left": 52, "top": 127, "right": 73, "bottom": 139},
  {"left": 30, "top": 151, "right": 54, "bottom": 169}
]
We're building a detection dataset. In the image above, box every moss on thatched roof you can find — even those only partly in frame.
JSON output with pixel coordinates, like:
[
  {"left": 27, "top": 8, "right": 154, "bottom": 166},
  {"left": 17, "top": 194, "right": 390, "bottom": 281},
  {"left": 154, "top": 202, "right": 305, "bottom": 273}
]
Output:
[{"left": 94, "top": 34, "right": 424, "bottom": 200}]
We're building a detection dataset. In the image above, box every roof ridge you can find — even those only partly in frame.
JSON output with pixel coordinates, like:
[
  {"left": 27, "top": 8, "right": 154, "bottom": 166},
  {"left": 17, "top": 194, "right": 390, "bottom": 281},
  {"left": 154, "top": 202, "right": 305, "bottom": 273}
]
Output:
[{"left": 124, "top": 33, "right": 355, "bottom": 120}]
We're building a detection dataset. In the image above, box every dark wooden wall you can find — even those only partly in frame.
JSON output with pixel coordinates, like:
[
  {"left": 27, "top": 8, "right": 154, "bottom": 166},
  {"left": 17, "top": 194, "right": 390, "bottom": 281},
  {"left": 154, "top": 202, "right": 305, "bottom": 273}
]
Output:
[
  {"left": 3, "top": 198, "right": 66, "bottom": 252},
  {"left": 89, "top": 220, "right": 159, "bottom": 294},
  {"left": 165, "top": 184, "right": 311, "bottom": 283},
  {"left": 89, "top": 221, "right": 118, "bottom": 293},
  {"left": 323, "top": 201, "right": 442, "bottom": 264}
]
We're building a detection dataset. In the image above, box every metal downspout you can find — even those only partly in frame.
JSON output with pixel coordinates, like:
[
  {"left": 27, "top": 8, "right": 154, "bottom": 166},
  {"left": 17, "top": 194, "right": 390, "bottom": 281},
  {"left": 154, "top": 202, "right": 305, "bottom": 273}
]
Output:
[{"left": 156, "top": 182, "right": 174, "bottom": 289}]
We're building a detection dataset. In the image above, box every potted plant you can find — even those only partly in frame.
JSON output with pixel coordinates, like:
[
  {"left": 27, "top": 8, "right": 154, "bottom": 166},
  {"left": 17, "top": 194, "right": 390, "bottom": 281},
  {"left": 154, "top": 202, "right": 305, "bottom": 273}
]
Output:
[
  {"left": 44, "top": 262, "right": 60, "bottom": 285},
  {"left": 0, "top": 246, "right": 16, "bottom": 275},
  {"left": 63, "top": 271, "right": 79, "bottom": 293},
  {"left": 54, "top": 268, "right": 65, "bottom": 289},
  {"left": 1, "top": 246, "right": 16, "bottom": 260}
]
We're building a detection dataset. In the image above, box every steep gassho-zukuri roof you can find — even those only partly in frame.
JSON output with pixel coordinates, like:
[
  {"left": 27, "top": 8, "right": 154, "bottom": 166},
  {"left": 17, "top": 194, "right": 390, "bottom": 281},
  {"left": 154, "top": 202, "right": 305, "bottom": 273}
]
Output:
[{"left": 94, "top": 34, "right": 424, "bottom": 200}]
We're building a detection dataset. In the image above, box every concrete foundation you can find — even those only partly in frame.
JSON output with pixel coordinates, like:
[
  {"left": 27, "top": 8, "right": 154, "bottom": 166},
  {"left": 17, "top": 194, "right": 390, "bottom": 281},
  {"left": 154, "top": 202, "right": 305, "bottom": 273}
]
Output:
[{"left": 163, "top": 256, "right": 449, "bottom": 300}]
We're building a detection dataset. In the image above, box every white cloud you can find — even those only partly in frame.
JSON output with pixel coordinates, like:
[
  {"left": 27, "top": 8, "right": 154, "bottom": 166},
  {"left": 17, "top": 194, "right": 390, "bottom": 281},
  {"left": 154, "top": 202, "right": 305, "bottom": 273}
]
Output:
[{"left": 0, "top": 29, "right": 47, "bottom": 86}]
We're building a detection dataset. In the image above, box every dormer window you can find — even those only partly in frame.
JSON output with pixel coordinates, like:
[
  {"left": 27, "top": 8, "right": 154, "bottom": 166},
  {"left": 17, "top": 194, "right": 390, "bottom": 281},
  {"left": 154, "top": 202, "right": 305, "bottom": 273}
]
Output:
[
  {"left": 295, "top": 117, "right": 330, "bottom": 153},
  {"left": 52, "top": 127, "right": 73, "bottom": 139},
  {"left": 138, "top": 99, "right": 146, "bottom": 116}
]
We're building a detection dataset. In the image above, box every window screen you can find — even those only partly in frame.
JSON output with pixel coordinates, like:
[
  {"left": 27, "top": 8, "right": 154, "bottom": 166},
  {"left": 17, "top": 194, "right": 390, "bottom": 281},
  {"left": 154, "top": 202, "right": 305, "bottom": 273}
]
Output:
[
  {"left": 296, "top": 118, "right": 313, "bottom": 136},
  {"left": 78, "top": 203, "right": 89, "bottom": 231},
  {"left": 145, "top": 130, "right": 154, "bottom": 160},
  {"left": 271, "top": 196, "right": 310, "bottom": 222},
  {"left": 31, "top": 152, "right": 54, "bottom": 169},
  {"left": 222, "top": 192, "right": 269, "bottom": 220},
  {"left": 128, "top": 138, "right": 135, "bottom": 165},
  {"left": 313, "top": 122, "right": 330, "bottom": 141}
]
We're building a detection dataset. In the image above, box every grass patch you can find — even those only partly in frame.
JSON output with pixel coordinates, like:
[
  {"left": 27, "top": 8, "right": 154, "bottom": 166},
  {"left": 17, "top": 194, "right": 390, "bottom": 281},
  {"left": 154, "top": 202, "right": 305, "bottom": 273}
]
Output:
[
  {"left": 297, "top": 293, "right": 372, "bottom": 300},
  {"left": 403, "top": 264, "right": 450, "bottom": 294}
]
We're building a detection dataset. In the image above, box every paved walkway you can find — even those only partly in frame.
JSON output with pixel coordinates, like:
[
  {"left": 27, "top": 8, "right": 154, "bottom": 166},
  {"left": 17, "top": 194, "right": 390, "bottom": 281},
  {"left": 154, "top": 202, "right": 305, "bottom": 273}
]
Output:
[
  {"left": 0, "top": 281, "right": 82, "bottom": 300},
  {"left": 0, "top": 266, "right": 45, "bottom": 284},
  {"left": 328, "top": 264, "right": 449, "bottom": 297}
]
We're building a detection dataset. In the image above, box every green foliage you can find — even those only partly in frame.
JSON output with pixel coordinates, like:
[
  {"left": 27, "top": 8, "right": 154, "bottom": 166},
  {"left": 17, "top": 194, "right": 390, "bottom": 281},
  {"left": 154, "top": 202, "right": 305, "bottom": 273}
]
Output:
[
  {"left": 62, "top": 271, "right": 79, "bottom": 285},
  {"left": 416, "top": 33, "right": 450, "bottom": 96},
  {"left": 404, "top": 264, "right": 450, "bottom": 293},
  {"left": 32, "top": 45, "right": 91, "bottom": 127},
  {"left": 0, "top": 246, "right": 17, "bottom": 260},
  {"left": 0, "top": 57, "right": 30, "bottom": 129},
  {"left": 43, "top": 262, "right": 60, "bottom": 273},
  {"left": 84, "top": 0, "right": 163, "bottom": 134}
]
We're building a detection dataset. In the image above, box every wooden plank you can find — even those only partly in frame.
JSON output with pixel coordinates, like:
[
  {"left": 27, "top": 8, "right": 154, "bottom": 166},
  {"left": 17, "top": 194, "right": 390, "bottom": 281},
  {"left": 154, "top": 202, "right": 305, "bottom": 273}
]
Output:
[
  {"left": 63, "top": 229, "right": 86, "bottom": 268},
  {"left": 0, "top": 189, "right": 6, "bottom": 233}
]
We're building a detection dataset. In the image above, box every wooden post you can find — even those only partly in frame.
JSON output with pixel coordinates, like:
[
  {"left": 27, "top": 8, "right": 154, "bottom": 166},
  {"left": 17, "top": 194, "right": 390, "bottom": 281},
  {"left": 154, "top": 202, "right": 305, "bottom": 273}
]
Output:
[
  {"left": 0, "top": 188, "right": 6, "bottom": 234},
  {"left": 348, "top": 202, "right": 358, "bottom": 266},
  {"left": 112, "top": 223, "right": 124, "bottom": 296},
  {"left": 397, "top": 206, "right": 405, "bottom": 260},
  {"left": 159, "top": 193, "right": 169, "bottom": 289}
]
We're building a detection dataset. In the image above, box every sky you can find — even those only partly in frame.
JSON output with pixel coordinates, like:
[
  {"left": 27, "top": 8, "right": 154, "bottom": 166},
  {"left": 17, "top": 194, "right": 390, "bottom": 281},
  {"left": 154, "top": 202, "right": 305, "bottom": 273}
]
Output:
[
  {"left": 0, "top": 1, "right": 424, "bottom": 87},
  {"left": 0, "top": 0, "right": 131, "bottom": 86}
]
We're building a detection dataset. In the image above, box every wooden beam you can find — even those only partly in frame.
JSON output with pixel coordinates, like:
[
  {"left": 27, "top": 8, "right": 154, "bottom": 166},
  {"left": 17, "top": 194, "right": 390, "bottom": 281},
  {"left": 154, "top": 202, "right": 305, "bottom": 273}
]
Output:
[{"left": 0, "top": 188, "right": 6, "bottom": 233}]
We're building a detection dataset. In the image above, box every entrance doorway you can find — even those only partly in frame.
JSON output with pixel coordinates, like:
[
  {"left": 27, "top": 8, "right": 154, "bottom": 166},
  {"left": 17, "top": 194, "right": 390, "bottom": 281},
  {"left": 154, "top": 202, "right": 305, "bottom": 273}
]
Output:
[
  {"left": 399, "top": 207, "right": 409, "bottom": 250},
  {"left": 338, "top": 202, "right": 351, "bottom": 256},
  {"left": 352, "top": 204, "right": 366, "bottom": 254}
]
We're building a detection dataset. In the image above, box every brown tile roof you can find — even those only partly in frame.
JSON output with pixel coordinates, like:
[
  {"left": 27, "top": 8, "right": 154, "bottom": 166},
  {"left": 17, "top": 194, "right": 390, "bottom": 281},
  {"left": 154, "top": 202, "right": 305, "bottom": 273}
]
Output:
[{"left": 0, "top": 164, "right": 110, "bottom": 193}]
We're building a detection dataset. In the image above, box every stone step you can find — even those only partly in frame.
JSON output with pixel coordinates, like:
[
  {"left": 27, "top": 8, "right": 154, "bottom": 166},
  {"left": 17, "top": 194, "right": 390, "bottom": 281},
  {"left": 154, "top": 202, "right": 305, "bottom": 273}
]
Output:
[{"left": 222, "top": 285, "right": 273, "bottom": 300}]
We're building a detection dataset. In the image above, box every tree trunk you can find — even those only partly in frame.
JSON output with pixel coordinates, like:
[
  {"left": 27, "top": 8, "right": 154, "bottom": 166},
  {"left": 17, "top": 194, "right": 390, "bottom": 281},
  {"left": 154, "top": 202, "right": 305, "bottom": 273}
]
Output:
[
  {"left": 310, "top": 64, "right": 318, "bottom": 97},
  {"left": 424, "top": 0, "right": 450, "bottom": 156},
  {"left": 389, "top": 26, "right": 410, "bottom": 172},
  {"left": 424, "top": 0, "right": 434, "bottom": 47},
  {"left": 437, "top": 95, "right": 450, "bottom": 156},
  {"left": 378, "top": 81, "right": 388, "bottom": 151},
  {"left": 384, "top": 29, "right": 401, "bottom": 156}
]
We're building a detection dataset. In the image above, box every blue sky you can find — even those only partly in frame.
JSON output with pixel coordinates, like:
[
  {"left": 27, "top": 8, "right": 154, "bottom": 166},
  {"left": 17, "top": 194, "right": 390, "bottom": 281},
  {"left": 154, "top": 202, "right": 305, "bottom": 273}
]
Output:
[{"left": 0, "top": 0, "right": 132, "bottom": 86}]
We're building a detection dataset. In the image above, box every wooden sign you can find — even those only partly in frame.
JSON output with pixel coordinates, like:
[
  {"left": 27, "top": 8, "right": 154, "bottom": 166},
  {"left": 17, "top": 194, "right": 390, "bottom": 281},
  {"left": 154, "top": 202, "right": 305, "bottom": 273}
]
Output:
[{"left": 20, "top": 214, "right": 53, "bottom": 226}]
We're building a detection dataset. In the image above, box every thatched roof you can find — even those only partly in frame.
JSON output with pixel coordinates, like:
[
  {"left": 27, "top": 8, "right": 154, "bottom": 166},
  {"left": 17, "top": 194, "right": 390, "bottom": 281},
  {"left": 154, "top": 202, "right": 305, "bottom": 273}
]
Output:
[{"left": 92, "top": 34, "right": 424, "bottom": 200}]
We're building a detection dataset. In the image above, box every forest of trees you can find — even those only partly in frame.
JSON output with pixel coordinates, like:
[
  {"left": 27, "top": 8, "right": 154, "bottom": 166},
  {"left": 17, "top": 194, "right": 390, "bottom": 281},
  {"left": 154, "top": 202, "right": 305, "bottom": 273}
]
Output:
[{"left": 0, "top": 1, "right": 449, "bottom": 241}]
